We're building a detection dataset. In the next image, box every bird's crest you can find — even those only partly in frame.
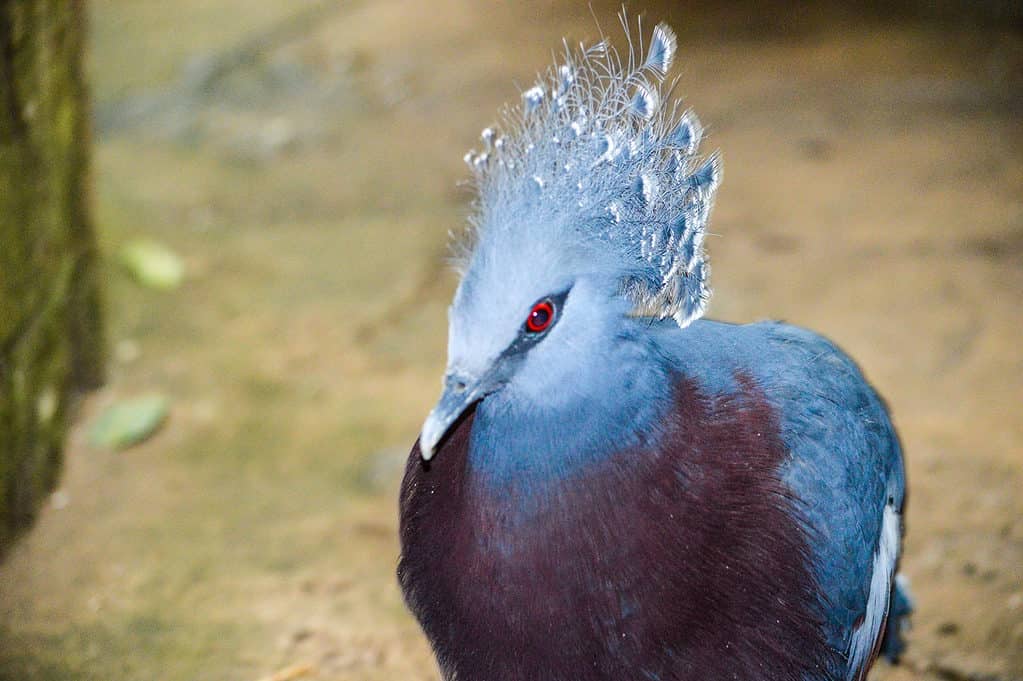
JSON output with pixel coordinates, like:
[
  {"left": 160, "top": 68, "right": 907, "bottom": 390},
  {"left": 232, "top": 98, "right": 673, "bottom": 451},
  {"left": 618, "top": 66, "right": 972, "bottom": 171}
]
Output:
[{"left": 460, "top": 16, "right": 722, "bottom": 328}]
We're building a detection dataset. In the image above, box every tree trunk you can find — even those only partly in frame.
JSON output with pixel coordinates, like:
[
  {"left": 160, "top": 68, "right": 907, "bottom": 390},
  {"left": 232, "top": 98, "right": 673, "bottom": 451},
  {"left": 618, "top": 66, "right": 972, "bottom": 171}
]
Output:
[{"left": 0, "top": 0, "right": 102, "bottom": 558}]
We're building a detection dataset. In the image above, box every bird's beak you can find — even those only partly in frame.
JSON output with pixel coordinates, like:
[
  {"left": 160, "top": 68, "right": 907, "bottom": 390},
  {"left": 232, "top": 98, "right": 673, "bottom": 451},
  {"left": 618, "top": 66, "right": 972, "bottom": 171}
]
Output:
[{"left": 419, "top": 372, "right": 483, "bottom": 461}]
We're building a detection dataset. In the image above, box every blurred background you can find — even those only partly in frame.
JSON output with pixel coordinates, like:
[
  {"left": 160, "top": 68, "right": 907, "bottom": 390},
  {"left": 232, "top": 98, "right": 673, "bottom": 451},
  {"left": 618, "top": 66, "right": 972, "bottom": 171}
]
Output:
[{"left": 0, "top": 1, "right": 1020, "bottom": 679}]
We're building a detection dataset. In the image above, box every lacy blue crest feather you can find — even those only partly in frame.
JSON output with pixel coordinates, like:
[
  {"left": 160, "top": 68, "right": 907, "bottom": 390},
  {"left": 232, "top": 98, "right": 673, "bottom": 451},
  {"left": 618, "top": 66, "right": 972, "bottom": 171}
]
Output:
[{"left": 461, "top": 19, "right": 722, "bottom": 328}]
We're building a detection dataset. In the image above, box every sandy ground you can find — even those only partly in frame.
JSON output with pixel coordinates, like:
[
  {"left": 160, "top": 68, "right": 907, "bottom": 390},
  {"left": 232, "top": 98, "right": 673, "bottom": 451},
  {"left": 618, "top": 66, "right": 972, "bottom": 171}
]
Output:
[{"left": 0, "top": 1, "right": 1020, "bottom": 680}]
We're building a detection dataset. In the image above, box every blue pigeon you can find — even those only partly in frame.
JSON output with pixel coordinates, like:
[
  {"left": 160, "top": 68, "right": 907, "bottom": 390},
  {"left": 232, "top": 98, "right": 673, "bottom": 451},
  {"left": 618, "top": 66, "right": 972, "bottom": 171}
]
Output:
[{"left": 399, "top": 19, "right": 910, "bottom": 681}]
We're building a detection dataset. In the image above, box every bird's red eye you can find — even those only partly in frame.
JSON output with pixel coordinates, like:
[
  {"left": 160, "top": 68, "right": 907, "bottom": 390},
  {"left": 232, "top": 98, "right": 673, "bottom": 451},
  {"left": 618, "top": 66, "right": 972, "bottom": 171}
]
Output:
[{"left": 525, "top": 300, "right": 555, "bottom": 333}]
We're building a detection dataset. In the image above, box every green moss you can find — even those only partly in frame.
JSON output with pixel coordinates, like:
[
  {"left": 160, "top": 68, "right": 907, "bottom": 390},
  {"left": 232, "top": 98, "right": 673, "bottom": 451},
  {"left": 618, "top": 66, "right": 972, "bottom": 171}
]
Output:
[
  {"left": 0, "top": 0, "right": 103, "bottom": 556},
  {"left": 0, "top": 259, "right": 74, "bottom": 550}
]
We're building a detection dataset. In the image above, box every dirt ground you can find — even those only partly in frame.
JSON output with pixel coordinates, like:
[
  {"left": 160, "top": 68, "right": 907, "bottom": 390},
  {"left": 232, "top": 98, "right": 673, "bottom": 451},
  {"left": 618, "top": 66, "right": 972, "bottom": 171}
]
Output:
[{"left": 0, "top": 1, "right": 1020, "bottom": 679}]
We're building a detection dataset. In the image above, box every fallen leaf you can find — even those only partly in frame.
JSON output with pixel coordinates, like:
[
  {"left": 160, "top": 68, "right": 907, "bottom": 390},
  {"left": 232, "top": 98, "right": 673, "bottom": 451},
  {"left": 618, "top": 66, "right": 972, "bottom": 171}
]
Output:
[
  {"left": 119, "top": 240, "right": 184, "bottom": 290},
  {"left": 89, "top": 395, "right": 170, "bottom": 450}
]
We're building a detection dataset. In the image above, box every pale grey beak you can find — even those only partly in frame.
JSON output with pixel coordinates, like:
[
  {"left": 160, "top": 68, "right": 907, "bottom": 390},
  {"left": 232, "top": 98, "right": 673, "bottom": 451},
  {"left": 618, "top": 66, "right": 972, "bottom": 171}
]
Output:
[{"left": 419, "top": 373, "right": 480, "bottom": 461}]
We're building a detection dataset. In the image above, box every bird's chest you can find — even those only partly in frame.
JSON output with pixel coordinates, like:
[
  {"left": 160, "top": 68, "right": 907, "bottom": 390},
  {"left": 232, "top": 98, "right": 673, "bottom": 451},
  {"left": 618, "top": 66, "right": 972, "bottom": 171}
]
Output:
[
  {"left": 398, "top": 377, "right": 840, "bottom": 681},
  {"left": 398, "top": 427, "right": 690, "bottom": 679},
  {"left": 439, "top": 474, "right": 641, "bottom": 626},
  {"left": 407, "top": 458, "right": 630, "bottom": 615},
  {"left": 402, "top": 398, "right": 666, "bottom": 612}
]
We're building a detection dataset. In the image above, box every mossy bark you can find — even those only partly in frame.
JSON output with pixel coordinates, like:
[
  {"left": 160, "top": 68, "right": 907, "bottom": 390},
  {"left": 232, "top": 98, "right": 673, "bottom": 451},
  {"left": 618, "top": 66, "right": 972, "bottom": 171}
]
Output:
[{"left": 0, "top": 0, "right": 102, "bottom": 557}]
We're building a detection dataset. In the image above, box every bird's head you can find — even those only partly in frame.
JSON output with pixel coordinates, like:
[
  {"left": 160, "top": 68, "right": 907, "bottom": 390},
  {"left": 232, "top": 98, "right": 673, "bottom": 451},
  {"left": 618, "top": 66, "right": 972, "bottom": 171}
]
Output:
[{"left": 419, "top": 20, "right": 722, "bottom": 460}]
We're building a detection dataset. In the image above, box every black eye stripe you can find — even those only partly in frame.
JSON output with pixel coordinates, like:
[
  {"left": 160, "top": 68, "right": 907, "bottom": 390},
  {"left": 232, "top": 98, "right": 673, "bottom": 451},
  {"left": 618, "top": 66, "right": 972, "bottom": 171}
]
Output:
[{"left": 499, "top": 289, "right": 571, "bottom": 359}]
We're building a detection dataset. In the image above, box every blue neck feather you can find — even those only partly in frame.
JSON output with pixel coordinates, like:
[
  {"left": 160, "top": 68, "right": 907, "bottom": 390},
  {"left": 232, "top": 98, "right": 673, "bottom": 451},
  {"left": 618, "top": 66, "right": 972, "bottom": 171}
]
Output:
[{"left": 467, "top": 324, "right": 672, "bottom": 497}]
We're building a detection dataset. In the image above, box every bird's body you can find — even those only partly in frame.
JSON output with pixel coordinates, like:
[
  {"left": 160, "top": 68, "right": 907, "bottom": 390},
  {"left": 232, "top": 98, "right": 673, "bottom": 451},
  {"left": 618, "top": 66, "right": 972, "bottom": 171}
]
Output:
[
  {"left": 399, "top": 19, "right": 909, "bottom": 681},
  {"left": 400, "top": 319, "right": 905, "bottom": 681}
]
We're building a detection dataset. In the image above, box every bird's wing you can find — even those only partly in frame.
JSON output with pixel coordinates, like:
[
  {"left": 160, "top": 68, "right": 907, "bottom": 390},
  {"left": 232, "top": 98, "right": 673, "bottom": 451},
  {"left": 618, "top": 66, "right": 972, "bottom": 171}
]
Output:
[
  {"left": 753, "top": 322, "right": 906, "bottom": 679},
  {"left": 846, "top": 496, "right": 901, "bottom": 681}
]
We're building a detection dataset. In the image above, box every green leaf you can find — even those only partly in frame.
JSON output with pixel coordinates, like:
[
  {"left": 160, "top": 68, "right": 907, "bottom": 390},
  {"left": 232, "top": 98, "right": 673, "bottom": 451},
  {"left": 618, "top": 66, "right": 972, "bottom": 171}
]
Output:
[
  {"left": 118, "top": 240, "right": 184, "bottom": 290},
  {"left": 89, "top": 395, "right": 170, "bottom": 450}
]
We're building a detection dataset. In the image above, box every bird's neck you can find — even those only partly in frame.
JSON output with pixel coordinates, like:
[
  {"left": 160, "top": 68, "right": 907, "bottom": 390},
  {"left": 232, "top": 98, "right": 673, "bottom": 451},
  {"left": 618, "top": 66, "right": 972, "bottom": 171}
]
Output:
[{"left": 466, "top": 332, "right": 670, "bottom": 498}]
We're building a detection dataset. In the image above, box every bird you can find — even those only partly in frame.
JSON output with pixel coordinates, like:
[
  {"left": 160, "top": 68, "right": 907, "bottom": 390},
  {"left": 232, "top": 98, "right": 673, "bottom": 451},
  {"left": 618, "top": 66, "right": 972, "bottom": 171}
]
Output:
[{"left": 398, "top": 17, "right": 911, "bottom": 681}]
